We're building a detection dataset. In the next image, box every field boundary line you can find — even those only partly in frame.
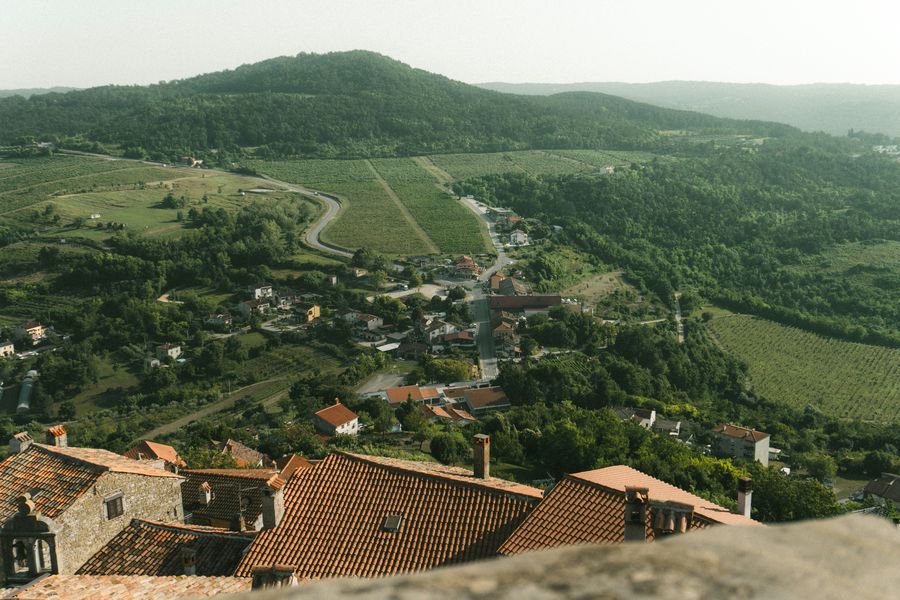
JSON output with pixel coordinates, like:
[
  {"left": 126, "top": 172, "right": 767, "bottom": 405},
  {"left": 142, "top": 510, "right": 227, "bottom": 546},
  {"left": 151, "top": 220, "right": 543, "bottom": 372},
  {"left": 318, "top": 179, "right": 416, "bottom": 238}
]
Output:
[{"left": 364, "top": 159, "right": 439, "bottom": 254}]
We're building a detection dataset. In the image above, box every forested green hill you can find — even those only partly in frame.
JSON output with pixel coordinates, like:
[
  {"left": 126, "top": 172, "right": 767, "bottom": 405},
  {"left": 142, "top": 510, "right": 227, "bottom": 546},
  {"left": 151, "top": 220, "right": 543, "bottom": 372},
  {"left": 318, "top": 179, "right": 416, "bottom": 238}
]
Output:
[{"left": 0, "top": 51, "right": 793, "bottom": 159}]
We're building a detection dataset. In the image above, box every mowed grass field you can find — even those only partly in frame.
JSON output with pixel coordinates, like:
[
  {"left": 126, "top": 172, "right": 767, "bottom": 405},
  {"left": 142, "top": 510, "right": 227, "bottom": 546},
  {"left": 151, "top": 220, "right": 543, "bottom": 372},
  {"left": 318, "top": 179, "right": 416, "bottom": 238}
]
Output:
[
  {"left": 0, "top": 155, "right": 302, "bottom": 240},
  {"left": 707, "top": 314, "right": 900, "bottom": 421}
]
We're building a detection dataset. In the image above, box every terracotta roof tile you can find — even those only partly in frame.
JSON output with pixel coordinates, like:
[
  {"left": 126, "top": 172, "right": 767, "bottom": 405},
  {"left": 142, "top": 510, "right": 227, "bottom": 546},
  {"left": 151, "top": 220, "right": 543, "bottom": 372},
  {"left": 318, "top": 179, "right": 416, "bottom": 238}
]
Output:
[
  {"left": 234, "top": 452, "right": 541, "bottom": 579},
  {"left": 76, "top": 519, "right": 255, "bottom": 576},
  {"left": 0, "top": 575, "right": 250, "bottom": 599},
  {"left": 499, "top": 465, "right": 760, "bottom": 556},
  {"left": 712, "top": 424, "right": 770, "bottom": 442},
  {"left": 314, "top": 401, "right": 358, "bottom": 428},
  {"left": 462, "top": 387, "right": 510, "bottom": 410},
  {"left": 124, "top": 441, "right": 186, "bottom": 467},
  {"left": 0, "top": 445, "right": 178, "bottom": 523},
  {"left": 384, "top": 385, "right": 441, "bottom": 404},
  {"left": 215, "top": 439, "right": 273, "bottom": 468},
  {"left": 181, "top": 469, "right": 277, "bottom": 529}
]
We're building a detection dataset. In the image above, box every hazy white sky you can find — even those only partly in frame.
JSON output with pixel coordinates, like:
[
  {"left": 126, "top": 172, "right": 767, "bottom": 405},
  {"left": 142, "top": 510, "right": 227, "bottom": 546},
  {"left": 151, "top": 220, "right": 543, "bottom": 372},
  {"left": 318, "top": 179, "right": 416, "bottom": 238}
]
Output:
[{"left": 4, "top": 0, "right": 900, "bottom": 89}]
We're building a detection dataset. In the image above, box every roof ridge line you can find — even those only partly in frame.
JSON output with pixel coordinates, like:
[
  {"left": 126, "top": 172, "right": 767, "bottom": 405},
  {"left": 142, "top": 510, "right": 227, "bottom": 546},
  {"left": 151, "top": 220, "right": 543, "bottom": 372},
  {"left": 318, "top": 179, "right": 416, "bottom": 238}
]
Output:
[
  {"left": 339, "top": 452, "right": 541, "bottom": 502},
  {"left": 33, "top": 443, "right": 111, "bottom": 474},
  {"left": 137, "top": 519, "right": 256, "bottom": 540}
]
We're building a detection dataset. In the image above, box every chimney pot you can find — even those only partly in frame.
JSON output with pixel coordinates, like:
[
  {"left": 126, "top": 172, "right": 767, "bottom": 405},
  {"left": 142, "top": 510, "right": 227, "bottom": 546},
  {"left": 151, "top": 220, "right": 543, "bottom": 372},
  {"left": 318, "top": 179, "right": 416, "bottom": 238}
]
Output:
[
  {"left": 181, "top": 547, "right": 197, "bottom": 576},
  {"left": 624, "top": 486, "right": 649, "bottom": 542},
  {"left": 251, "top": 565, "right": 298, "bottom": 590},
  {"left": 46, "top": 425, "right": 67, "bottom": 447},
  {"left": 737, "top": 476, "right": 753, "bottom": 518},
  {"left": 473, "top": 434, "right": 490, "bottom": 479},
  {"left": 262, "top": 477, "right": 285, "bottom": 530}
]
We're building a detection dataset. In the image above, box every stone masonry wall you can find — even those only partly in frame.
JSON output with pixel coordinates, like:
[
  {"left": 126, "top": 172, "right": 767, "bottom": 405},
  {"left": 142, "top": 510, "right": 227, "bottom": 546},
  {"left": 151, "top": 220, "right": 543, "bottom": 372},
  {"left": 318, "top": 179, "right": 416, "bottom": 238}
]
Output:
[{"left": 55, "top": 473, "right": 183, "bottom": 574}]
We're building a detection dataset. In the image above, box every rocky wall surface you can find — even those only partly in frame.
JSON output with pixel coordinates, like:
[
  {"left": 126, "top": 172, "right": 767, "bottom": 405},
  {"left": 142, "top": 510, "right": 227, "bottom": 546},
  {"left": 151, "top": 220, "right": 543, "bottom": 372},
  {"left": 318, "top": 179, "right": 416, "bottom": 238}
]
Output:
[{"left": 220, "top": 515, "right": 899, "bottom": 600}]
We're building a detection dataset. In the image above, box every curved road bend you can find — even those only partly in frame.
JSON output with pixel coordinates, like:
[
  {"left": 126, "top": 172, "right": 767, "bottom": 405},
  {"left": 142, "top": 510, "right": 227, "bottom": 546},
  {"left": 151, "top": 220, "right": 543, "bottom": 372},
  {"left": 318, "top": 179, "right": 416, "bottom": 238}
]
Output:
[{"left": 57, "top": 151, "right": 354, "bottom": 260}]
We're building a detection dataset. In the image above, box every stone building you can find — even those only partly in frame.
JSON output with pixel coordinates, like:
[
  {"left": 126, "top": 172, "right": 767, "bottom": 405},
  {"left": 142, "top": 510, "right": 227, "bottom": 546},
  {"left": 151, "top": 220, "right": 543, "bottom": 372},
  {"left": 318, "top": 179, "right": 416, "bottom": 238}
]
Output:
[
  {"left": 711, "top": 423, "right": 770, "bottom": 466},
  {"left": 0, "top": 429, "right": 183, "bottom": 585}
]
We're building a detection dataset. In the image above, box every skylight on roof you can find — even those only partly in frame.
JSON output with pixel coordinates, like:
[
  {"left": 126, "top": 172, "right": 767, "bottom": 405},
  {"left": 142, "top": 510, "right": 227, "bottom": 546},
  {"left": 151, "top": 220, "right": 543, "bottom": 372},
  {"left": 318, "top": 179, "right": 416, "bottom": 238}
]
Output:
[{"left": 381, "top": 514, "right": 403, "bottom": 532}]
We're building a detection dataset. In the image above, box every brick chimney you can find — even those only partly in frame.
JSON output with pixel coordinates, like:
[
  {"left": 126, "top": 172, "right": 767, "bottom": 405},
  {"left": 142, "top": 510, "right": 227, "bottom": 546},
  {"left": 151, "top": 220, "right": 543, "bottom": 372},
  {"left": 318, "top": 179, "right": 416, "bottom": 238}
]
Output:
[
  {"left": 251, "top": 565, "right": 298, "bottom": 590},
  {"left": 624, "top": 486, "right": 649, "bottom": 542},
  {"left": 261, "top": 475, "right": 286, "bottom": 530},
  {"left": 8, "top": 432, "right": 33, "bottom": 454},
  {"left": 199, "top": 481, "right": 212, "bottom": 506},
  {"left": 737, "top": 476, "right": 753, "bottom": 518},
  {"left": 46, "top": 425, "right": 67, "bottom": 447},
  {"left": 473, "top": 434, "right": 490, "bottom": 479}
]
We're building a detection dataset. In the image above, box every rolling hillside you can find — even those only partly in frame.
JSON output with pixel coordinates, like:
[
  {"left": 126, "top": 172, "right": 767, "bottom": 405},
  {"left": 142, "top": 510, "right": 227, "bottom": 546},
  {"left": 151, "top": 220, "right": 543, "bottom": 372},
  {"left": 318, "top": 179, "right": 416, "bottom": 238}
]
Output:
[
  {"left": 0, "top": 51, "right": 793, "bottom": 158},
  {"left": 479, "top": 81, "right": 900, "bottom": 138}
]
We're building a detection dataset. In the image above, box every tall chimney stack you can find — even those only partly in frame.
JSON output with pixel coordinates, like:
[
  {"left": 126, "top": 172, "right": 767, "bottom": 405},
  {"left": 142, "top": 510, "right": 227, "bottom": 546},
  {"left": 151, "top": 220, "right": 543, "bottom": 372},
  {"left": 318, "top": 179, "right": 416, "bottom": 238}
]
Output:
[
  {"left": 624, "top": 486, "right": 649, "bottom": 542},
  {"left": 46, "top": 425, "right": 67, "bottom": 447},
  {"left": 181, "top": 547, "right": 197, "bottom": 576},
  {"left": 473, "top": 434, "right": 490, "bottom": 479},
  {"left": 262, "top": 475, "right": 286, "bottom": 529},
  {"left": 737, "top": 476, "right": 753, "bottom": 518}
]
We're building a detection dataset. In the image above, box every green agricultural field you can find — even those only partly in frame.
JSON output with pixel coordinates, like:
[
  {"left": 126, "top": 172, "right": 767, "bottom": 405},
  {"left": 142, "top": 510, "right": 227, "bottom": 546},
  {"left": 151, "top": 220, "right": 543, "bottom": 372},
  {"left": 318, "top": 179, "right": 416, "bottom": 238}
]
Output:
[
  {"left": 0, "top": 157, "right": 296, "bottom": 240},
  {"left": 370, "top": 158, "right": 490, "bottom": 255},
  {"left": 708, "top": 314, "right": 900, "bottom": 421},
  {"left": 551, "top": 149, "right": 661, "bottom": 167}
]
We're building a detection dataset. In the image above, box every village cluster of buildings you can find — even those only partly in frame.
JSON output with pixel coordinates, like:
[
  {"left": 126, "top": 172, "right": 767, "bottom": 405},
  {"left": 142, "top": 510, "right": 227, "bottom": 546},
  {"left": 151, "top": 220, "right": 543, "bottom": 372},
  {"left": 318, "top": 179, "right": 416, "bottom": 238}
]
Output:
[
  {"left": 236, "top": 284, "right": 321, "bottom": 326},
  {"left": 0, "top": 425, "right": 764, "bottom": 598}
]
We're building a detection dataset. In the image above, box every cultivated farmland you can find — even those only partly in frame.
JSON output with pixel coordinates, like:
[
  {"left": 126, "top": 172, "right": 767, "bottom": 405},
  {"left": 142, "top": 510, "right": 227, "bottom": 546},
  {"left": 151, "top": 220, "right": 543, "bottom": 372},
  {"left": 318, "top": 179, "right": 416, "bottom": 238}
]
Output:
[{"left": 708, "top": 314, "right": 900, "bottom": 421}]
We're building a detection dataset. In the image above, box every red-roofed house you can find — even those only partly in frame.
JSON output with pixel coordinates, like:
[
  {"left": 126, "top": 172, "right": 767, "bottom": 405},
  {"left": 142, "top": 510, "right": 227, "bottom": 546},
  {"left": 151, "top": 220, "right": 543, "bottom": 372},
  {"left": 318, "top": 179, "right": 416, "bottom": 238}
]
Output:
[
  {"left": 0, "top": 434, "right": 184, "bottom": 585},
  {"left": 313, "top": 400, "right": 360, "bottom": 436},
  {"left": 712, "top": 424, "right": 770, "bottom": 466},
  {"left": 499, "top": 465, "right": 760, "bottom": 556},
  {"left": 234, "top": 447, "right": 541, "bottom": 579},
  {"left": 461, "top": 387, "right": 511, "bottom": 416},
  {"left": 382, "top": 385, "right": 442, "bottom": 406},
  {"left": 124, "top": 440, "right": 186, "bottom": 473}
]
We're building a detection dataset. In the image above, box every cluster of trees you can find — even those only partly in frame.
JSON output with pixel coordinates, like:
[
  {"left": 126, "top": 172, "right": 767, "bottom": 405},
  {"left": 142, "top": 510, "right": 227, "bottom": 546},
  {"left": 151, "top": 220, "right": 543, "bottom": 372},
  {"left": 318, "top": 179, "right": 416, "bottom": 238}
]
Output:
[{"left": 456, "top": 139, "right": 900, "bottom": 345}]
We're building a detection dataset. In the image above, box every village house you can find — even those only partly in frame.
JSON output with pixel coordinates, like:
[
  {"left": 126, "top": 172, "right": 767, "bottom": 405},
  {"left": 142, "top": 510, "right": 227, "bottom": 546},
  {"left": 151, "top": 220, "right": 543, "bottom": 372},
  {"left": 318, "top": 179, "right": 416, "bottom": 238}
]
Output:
[
  {"left": 0, "top": 340, "right": 14, "bottom": 358},
  {"left": 0, "top": 428, "right": 184, "bottom": 586},
  {"left": 489, "top": 294, "right": 562, "bottom": 317},
  {"left": 13, "top": 321, "right": 46, "bottom": 344},
  {"left": 419, "top": 403, "right": 477, "bottom": 426},
  {"left": 441, "top": 330, "right": 476, "bottom": 347},
  {"left": 370, "top": 385, "right": 443, "bottom": 406},
  {"left": 124, "top": 440, "right": 187, "bottom": 474},
  {"left": 238, "top": 298, "right": 270, "bottom": 317},
  {"left": 343, "top": 312, "right": 384, "bottom": 332},
  {"left": 863, "top": 473, "right": 900, "bottom": 510},
  {"left": 489, "top": 271, "right": 506, "bottom": 292},
  {"left": 498, "top": 277, "right": 531, "bottom": 296},
  {"left": 233, "top": 439, "right": 543, "bottom": 580},
  {"left": 456, "top": 387, "right": 512, "bottom": 416},
  {"left": 75, "top": 519, "right": 255, "bottom": 577},
  {"left": 313, "top": 400, "right": 360, "bottom": 436},
  {"left": 423, "top": 319, "right": 459, "bottom": 345},
  {"left": 250, "top": 284, "right": 273, "bottom": 300},
  {"left": 451, "top": 255, "right": 482, "bottom": 279},
  {"left": 295, "top": 303, "right": 321, "bottom": 324},
  {"left": 180, "top": 468, "right": 288, "bottom": 532},
  {"left": 712, "top": 424, "right": 771, "bottom": 466},
  {"left": 155, "top": 343, "right": 182, "bottom": 362},
  {"left": 213, "top": 439, "right": 274, "bottom": 468},
  {"left": 509, "top": 229, "right": 529, "bottom": 246},
  {"left": 499, "top": 465, "right": 760, "bottom": 555},
  {"left": 614, "top": 407, "right": 657, "bottom": 429}
]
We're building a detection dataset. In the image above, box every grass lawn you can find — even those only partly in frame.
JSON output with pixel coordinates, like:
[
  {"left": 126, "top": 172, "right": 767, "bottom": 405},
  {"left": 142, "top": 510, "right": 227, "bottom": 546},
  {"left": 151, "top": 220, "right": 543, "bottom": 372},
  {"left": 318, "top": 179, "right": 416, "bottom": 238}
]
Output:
[{"left": 70, "top": 358, "right": 140, "bottom": 415}]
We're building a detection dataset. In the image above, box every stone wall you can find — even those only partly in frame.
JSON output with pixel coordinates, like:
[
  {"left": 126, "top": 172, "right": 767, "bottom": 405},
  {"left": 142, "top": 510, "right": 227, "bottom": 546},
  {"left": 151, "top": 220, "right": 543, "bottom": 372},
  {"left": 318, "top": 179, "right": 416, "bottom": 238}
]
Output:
[
  {"left": 227, "top": 515, "right": 900, "bottom": 600},
  {"left": 56, "top": 473, "right": 183, "bottom": 574}
]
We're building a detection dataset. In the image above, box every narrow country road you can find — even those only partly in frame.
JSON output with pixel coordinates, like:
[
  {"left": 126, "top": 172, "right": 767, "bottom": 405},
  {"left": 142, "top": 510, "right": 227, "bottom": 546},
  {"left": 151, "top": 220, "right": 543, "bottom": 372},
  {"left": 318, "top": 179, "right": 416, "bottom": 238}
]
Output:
[{"left": 57, "top": 149, "right": 355, "bottom": 260}]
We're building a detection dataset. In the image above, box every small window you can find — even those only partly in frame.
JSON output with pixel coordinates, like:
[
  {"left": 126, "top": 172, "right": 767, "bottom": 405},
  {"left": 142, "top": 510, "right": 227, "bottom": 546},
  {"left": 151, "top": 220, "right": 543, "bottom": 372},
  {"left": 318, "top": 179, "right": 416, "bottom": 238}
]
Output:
[
  {"left": 105, "top": 493, "right": 124, "bottom": 520},
  {"left": 382, "top": 514, "right": 403, "bottom": 532}
]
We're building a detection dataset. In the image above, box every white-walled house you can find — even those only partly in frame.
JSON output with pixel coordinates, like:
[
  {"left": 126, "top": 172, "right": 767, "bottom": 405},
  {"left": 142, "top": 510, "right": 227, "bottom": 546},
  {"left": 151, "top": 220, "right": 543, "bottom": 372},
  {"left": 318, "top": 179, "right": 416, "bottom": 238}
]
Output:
[{"left": 313, "top": 401, "right": 360, "bottom": 436}]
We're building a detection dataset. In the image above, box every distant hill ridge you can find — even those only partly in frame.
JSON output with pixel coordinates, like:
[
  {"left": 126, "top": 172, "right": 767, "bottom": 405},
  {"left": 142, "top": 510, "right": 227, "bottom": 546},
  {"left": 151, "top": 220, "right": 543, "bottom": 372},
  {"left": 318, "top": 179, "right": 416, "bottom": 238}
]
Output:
[
  {"left": 478, "top": 80, "right": 900, "bottom": 138},
  {"left": 0, "top": 86, "right": 79, "bottom": 99},
  {"left": 0, "top": 51, "right": 793, "bottom": 158}
]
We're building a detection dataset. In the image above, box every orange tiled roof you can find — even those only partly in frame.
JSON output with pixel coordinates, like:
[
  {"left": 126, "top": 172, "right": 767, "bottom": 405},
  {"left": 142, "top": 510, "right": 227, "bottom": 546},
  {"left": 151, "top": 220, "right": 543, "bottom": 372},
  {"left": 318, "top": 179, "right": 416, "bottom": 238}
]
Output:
[
  {"left": 76, "top": 519, "right": 255, "bottom": 577},
  {"left": 462, "top": 387, "right": 511, "bottom": 410},
  {"left": 275, "top": 454, "right": 315, "bottom": 479},
  {"left": 0, "top": 575, "right": 250, "bottom": 599},
  {"left": 215, "top": 439, "right": 273, "bottom": 467},
  {"left": 499, "top": 465, "right": 760, "bottom": 556},
  {"left": 385, "top": 385, "right": 441, "bottom": 404},
  {"left": 713, "top": 423, "right": 769, "bottom": 442},
  {"left": 124, "top": 440, "right": 186, "bottom": 467},
  {"left": 0, "top": 445, "right": 179, "bottom": 523},
  {"left": 234, "top": 452, "right": 541, "bottom": 579},
  {"left": 181, "top": 468, "right": 277, "bottom": 529},
  {"left": 314, "top": 401, "right": 358, "bottom": 428}
]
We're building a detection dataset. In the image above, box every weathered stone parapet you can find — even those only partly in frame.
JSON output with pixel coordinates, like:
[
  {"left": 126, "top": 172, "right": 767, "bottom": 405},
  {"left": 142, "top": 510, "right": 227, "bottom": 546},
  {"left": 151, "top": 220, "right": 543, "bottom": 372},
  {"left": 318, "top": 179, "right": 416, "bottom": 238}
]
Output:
[{"left": 225, "top": 515, "right": 899, "bottom": 600}]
